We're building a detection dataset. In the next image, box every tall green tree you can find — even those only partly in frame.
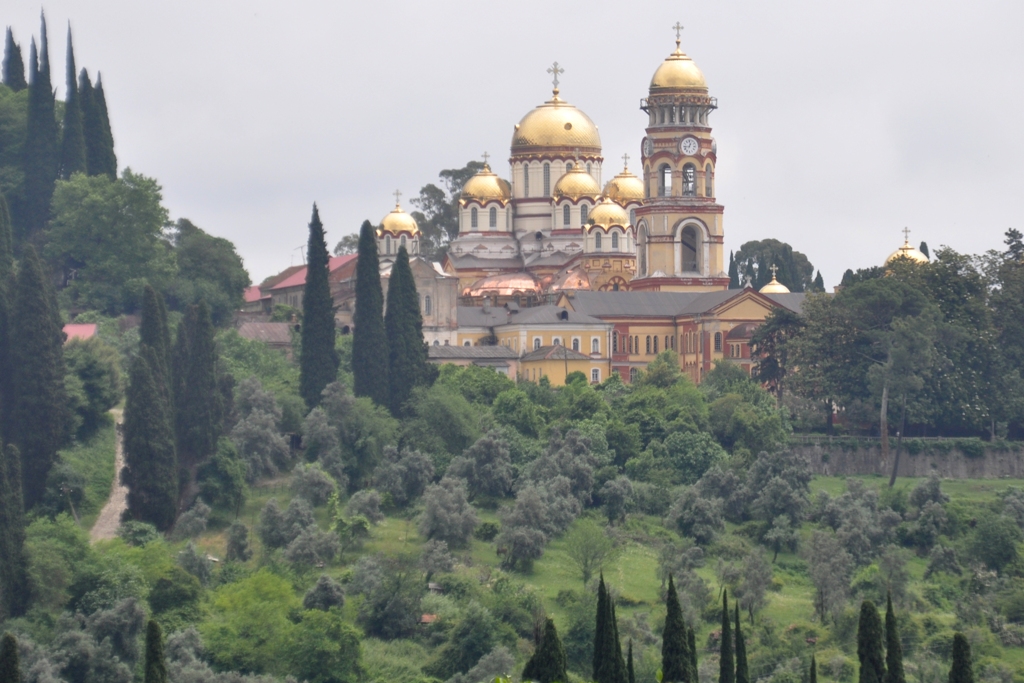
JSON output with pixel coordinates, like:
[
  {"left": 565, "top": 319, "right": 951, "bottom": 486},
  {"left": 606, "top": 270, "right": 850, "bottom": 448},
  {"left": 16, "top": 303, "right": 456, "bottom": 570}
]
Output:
[
  {"left": 719, "top": 590, "right": 734, "bottom": 683},
  {"left": 750, "top": 307, "right": 804, "bottom": 407},
  {"left": 0, "top": 444, "right": 28, "bottom": 618},
  {"left": 0, "top": 632, "right": 20, "bottom": 683},
  {"left": 9, "top": 246, "right": 67, "bottom": 508},
  {"left": 813, "top": 270, "right": 825, "bottom": 292},
  {"left": 172, "top": 301, "right": 221, "bottom": 477},
  {"left": 0, "top": 194, "right": 13, "bottom": 430},
  {"left": 948, "top": 633, "right": 972, "bottom": 683},
  {"left": 58, "top": 27, "right": 86, "bottom": 180},
  {"left": 857, "top": 600, "right": 886, "bottom": 683},
  {"left": 409, "top": 160, "right": 484, "bottom": 258},
  {"left": 2, "top": 29, "right": 26, "bottom": 92},
  {"left": 0, "top": 194, "right": 13, "bottom": 279},
  {"left": 735, "top": 239, "right": 815, "bottom": 292},
  {"left": 84, "top": 72, "right": 116, "bottom": 178},
  {"left": 523, "top": 617, "right": 568, "bottom": 683},
  {"left": 22, "top": 17, "right": 59, "bottom": 239},
  {"left": 662, "top": 575, "right": 690, "bottom": 683},
  {"left": 884, "top": 595, "right": 905, "bottom": 683},
  {"left": 627, "top": 641, "right": 635, "bottom": 683},
  {"left": 810, "top": 655, "right": 817, "bottom": 683},
  {"left": 688, "top": 628, "right": 697, "bottom": 683},
  {"left": 385, "top": 246, "right": 429, "bottom": 415},
  {"left": 139, "top": 284, "right": 171, "bottom": 394},
  {"left": 123, "top": 345, "right": 178, "bottom": 530},
  {"left": 728, "top": 252, "right": 739, "bottom": 289},
  {"left": 919, "top": 242, "right": 930, "bottom": 259},
  {"left": 144, "top": 620, "right": 167, "bottom": 683},
  {"left": 593, "top": 575, "right": 626, "bottom": 683},
  {"left": 734, "top": 605, "right": 748, "bottom": 683},
  {"left": 352, "top": 220, "right": 389, "bottom": 407},
  {"left": 171, "top": 218, "right": 250, "bottom": 325},
  {"left": 299, "top": 204, "right": 339, "bottom": 408}
]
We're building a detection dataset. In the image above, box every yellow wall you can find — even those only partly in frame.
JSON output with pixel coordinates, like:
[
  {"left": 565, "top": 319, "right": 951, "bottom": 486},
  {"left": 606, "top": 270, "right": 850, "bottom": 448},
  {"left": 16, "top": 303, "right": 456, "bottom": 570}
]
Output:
[{"left": 519, "top": 358, "right": 606, "bottom": 386}]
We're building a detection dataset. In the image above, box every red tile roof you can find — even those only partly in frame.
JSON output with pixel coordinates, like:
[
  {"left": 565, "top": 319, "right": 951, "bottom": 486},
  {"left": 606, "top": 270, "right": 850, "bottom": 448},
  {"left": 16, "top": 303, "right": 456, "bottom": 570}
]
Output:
[
  {"left": 271, "top": 255, "right": 358, "bottom": 291},
  {"left": 243, "top": 285, "right": 266, "bottom": 303},
  {"left": 64, "top": 323, "right": 98, "bottom": 342}
]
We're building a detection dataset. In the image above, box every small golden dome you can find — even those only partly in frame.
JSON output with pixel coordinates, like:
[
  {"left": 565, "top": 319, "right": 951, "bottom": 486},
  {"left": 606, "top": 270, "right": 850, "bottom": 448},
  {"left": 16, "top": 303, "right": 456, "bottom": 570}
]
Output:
[
  {"left": 460, "top": 164, "right": 512, "bottom": 204},
  {"left": 553, "top": 161, "right": 601, "bottom": 200},
  {"left": 886, "top": 238, "right": 929, "bottom": 265},
  {"left": 379, "top": 202, "right": 419, "bottom": 236},
  {"left": 602, "top": 165, "right": 645, "bottom": 204},
  {"left": 587, "top": 197, "right": 630, "bottom": 228},
  {"left": 650, "top": 41, "right": 708, "bottom": 93},
  {"left": 759, "top": 275, "right": 791, "bottom": 295},
  {"left": 511, "top": 92, "right": 601, "bottom": 155}
]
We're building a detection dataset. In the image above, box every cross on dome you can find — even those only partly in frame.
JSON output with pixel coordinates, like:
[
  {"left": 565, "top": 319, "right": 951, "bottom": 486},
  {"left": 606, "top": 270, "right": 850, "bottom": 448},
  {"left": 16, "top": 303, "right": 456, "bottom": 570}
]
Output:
[
  {"left": 902, "top": 226, "right": 912, "bottom": 243},
  {"left": 393, "top": 189, "right": 402, "bottom": 207},
  {"left": 482, "top": 151, "right": 490, "bottom": 165},
  {"left": 673, "top": 21, "right": 684, "bottom": 48},
  {"left": 769, "top": 264, "right": 779, "bottom": 279},
  {"left": 547, "top": 61, "right": 564, "bottom": 95},
  {"left": 622, "top": 153, "right": 630, "bottom": 170}
]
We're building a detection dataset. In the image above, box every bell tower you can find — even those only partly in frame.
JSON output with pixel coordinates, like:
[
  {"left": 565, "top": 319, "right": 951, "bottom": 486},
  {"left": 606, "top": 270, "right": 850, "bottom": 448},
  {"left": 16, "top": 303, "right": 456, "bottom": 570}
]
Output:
[{"left": 631, "top": 25, "right": 728, "bottom": 291}]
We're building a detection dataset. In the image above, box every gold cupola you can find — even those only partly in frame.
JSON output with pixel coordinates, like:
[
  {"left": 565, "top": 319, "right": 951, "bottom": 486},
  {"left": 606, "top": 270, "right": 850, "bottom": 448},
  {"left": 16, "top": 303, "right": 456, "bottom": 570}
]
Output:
[
  {"left": 587, "top": 197, "right": 630, "bottom": 229},
  {"left": 553, "top": 161, "right": 601, "bottom": 200},
  {"left": 460, "top": 164, "right": 512, "bottom": 204},
  {"left": 602, "top": 161, "right": 645, "bottom": 205},
  {"left": 650, "top": 35, "right": 708, "bottom": 93},
  {"left": 886, "top": 231, "right": 929, "bottom": 265},
  {"left": 759, "top": 275, "right": 791, "bottom": 295},
  {"left": 510, "top": 67, "right": 601, "bottom": 157},
  {"left": 379, "top": 198, "right": 419, "bottom": 236}
]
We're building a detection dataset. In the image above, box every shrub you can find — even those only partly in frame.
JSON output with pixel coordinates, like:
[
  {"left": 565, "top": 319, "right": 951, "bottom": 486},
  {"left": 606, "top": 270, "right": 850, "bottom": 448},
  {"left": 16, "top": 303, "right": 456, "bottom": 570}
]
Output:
[{"left": 474, "top": 521, "right": 500, "bottom": 541}]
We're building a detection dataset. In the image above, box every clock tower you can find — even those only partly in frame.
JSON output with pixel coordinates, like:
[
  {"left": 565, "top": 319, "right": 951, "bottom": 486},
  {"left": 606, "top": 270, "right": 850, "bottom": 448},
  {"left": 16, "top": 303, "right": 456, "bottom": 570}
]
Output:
[{"left": 632, "top": 26, "right": 729, "bottom": 291}]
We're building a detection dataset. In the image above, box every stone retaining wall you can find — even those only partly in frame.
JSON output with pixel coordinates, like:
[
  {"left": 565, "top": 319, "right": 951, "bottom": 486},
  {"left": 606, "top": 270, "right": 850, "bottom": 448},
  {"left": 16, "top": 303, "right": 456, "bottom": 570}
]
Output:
[{"left": 790, "top": 440, "right": 1024, "bottom": 479}]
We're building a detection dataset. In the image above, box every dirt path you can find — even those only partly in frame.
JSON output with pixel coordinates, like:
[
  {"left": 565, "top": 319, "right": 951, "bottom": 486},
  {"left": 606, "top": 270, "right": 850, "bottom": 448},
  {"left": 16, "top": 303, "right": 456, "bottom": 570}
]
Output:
[{"left": 90, "top": 408, "right": 126, "bottom": 542}]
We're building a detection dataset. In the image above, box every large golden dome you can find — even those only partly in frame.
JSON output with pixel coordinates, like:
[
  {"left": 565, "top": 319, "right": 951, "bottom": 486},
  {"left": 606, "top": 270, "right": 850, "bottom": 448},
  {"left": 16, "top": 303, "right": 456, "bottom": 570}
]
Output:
[
  {"left": 379, "top": 202, "right": 419, "bottom": 236},
  {"left": 602, "top": 165, "right": 645, "bottom": 204},
  {"left": 650, "top": 40, "right": 708, "bottom": 93},
  {"left": 886, "top": 238, "right": 929, "bottom": 265},
  {"left": 553, "top": 161, "right": 601, "bottom": 200},
  {"left": 460, "top": 165, "right": 511, "bottom": 204},
  {"left": 759, "top": 275, "right": 791, "bottom": 295},
  {"left": 587, "top": 197, "right": 630, "bottom": 228},
  {"left": 511, "top": 91, "right": 601, "bottom": 156}
]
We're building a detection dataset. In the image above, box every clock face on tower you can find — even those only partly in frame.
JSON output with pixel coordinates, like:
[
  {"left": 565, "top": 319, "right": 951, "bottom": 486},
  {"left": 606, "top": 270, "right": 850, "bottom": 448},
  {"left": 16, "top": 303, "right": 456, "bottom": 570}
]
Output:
[
  {"left": 680, "top": 137, "right": 699, "bottom": 156},
  {"left": 642, "top": 137, "right": 654, "bottom": 157}
]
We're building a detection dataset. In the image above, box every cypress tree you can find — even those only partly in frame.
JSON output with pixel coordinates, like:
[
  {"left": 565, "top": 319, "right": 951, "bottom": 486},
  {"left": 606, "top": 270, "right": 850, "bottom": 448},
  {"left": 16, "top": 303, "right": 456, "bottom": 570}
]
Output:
[
  {"left": 728, "top": 251, "right": 739, "bottom": 289},
  {"left": 0, "top": 632, "right": 21, "bottom": 683},
  {"left": 0, "top": 194, "right": 13, "bottom": 433},
  {"left": 22, "top": 16, "right": 59, "bottom": 238},
  {"left": 810, "top": 655, "right": 817, "bottom": 683},
  {"left": 89, "top": 73, "right": 116, "bottom": 178},
  {"left": 720, "top": 590, "right": 734, "bottom": 683},
  {"left": 884, "top": 595, "right": 905, "bottom": 683},
  {"left": 352, "top": 220, "right": 389, "bottom": 407},
  {"left": 522, "top": 617, "right": 568, "bottom": 683},
  {"left": 58, "top": 26, "right": 86, "bottom": 180},
  {"left": 663, "top": 575, "right": 690, "bottom": 683},
  {"left": 9, "top": 246, "right": 67, "bottom": 508},
  {"left": 78, "top": 69, "right": 101, "bottom": 178},
  {"left": 813, "top": 270, "right": 825, "bottom": 292},
  {"left": 139, "top": 285, "right": 171, "bottom": 398},
  {"left": 735, "top": 604, "right": 748, "bottom": 683},
  {"left": 948, "top": 633, "right": 972, "bottom": 683},
  {"left": 299, "top": 205, "right": 339, "bottom": 408},
  {"left": 688, "top": 628, "right": 698, "bottom": 683},
  {"left": 123, "top": 345, "right": 178, "bottom": 530},
  {"left": 2, "top": 29, "right": 26, "bottom": 92},
  {"left": 144, "top": 620, "right": 167, "bottom": 683},
  {"left": 919, "top": 242, "right": 930, "bottom": 260},
  {"left": 612, "top": 603, "right": 627, "bottom": 683},
  {"left": 857, "top": 600, "right": 886, "bottom": 683},
  {"left": 594, "top": 575, "right": 610, "bottom": 683},
  {"left": 172, "top": 301, "right": 220, "bottom": 480},
  {"left": 627, "top": 641, "right": 635, "bottom": 683},
  {"left": 0, "top": 195, "right": 13, "bottom": 280},
  {"left": 384, "top": 246, "right": 428, "bottom": 416},
  {"left": 0, "top": 444, "right": 29, "bottom": 618}
]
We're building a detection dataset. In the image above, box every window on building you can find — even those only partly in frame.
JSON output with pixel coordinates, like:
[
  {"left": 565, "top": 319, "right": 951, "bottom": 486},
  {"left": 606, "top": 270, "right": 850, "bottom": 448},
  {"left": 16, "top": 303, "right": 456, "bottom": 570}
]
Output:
[
  {"left": 627, "top": 336, "right": 633, "bottom": 354},
  {"left": 523, "top": 163, "right": 530, "bottom": 196},
  {"left": 630, "top": 367, "right": 639, "bottom": 382},
  {"left": 634, "top": 336, "right": 639, "bottom": 354},
  {"left": 563, "top": 204, "right": 571, "bottom": 226},
  {"left": 653, "top": 336, "right": 659, "bottom": 353},
  {"left": 666, "top": 335, "right": 671, "bottom": 351},
  {"left": 705, "top": 163, "right": 714, "bottom": 197},
  {"left": 591, "top": 337, "right": 599, "bottom": 353},
  {"left": 553, "top": 337, "right": 561, "bottom": 346},
  {"left": 611, "top": 232, "right": 619, "bottom": 251},
  {"left": 489, "top": 207, "right": 497, "bottom": 228},
  {"left": 581, "top": 204, "right": 589, "bottom": 224},
  {"left": 571, "top": 338, "right": 579, "bottom": 351},
  {"left": 471, "top": 208, "right": 478, "bottom": 229},
  {"left": 385, "top": 235, "right": 392, "bottom": 254},
  {"left": 444, "top": 339, "right": 449, "bottom": 345},
  {"left": 613, "top": 333, "right": 618, "bottom": 353},
  {"left": 714, "top": 332, "right": 723, "bottom": 351},
  {"left": 543, "top": 163, "right": 551, "bottom": 196},
  {"left": 433, "top": 340, "right": 439, "bottom": 345},
  {"left": 591, "top": 368, "right": 600, "bottom": 383},
  {"left": 566, "top": 162, "right": 572, "bottom": 174},
  {"left": 464, "top": 341, "right": 471, "bottom": 347},
  {"left": 534, "top": 337, "right": 541, "bottom": 350},
  {"left": 594, "top": 232, "right": 602, "bottom": 251},
  {"left": 629, "top": 209, "right": 636, "bottom": 225},
  {"left": 586, "top": 163, "right": 592, "bottom": 175},
  {"left": 424, "top": 295, "right": 432, "bottom": 315},
  {"left": 646, "top": 336, "right": 651, "bottom": 354},
  {"left": 682, "top": 163, "right": 697, "bottom": 196},
  {"left": 400, "top": 234, "right": 407, "bottom": 250},
  {"left": 659, "top": 164, "right": 672, "bottom": 197},
  {"left": 680, "top": 335, "right": 685, "bottom": 352}
]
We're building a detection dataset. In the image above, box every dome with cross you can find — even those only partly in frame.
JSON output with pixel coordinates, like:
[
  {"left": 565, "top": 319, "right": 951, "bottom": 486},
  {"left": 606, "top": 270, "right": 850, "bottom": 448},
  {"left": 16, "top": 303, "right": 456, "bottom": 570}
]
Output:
[
  {"left": 510, "top": 62, "right": 601, "bottom": 157},
  {"left": 602, "top": 155, "right": 645, "bottom": 205},
  {"left": 460, "top": 162, "right": 512, "bottom": 204},
  {"left": 650, "top": 24, "right": 708, "bottom": 93},
  {"left": 886, "top": 228, "right": 929, "bottom": 265},
  {"left": 378, "top": 191, "right": 420, "bottom": 236}
]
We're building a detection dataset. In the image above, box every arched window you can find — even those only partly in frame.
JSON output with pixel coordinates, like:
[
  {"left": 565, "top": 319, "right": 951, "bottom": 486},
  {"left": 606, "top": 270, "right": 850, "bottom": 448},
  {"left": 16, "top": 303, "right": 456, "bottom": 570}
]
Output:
[
  {"left": 611, "top": 232, "right": 619, "bottom": 251},
  {"left": 629, "top": 209, "right": 636, "bottom": 225},
  {"left": 553, "top": 337, "right": 561, "bottom": 347},
  {"left": 470, "top": 208, "right": 478, "bottom": 229},
  {"left": 586, "top": 162, "right": 592, "bottom": 175},
  {"left": 682, "top": 163, "right": 697, "bottom": 196},
  {"left": 543, "top": 163, "right": 551, "bottom": 196},
  {"left": 659, "top": 164, "right": 672, "bottom": 197},
  {"left": 705, "top": 163, "right": 714, "bottom": 197},
  {"left": 534, "top": 338, "right": 541, "bottom": 350},
  {"left": 572, "top": 338, "right": 580, "bottom": 352},
  {"left": 628, "top": 336, "right": 633, "bottom": 354},
  {"left": 400, "top": 234, "right": 407, "bottom": 251},
  {"left": 489, "top": 207, "right": 497, "bottom": 228},
  {"left": 591, "top": 368, "right": 600, "bottom": 383},
  {"left": 563, "top": 205, "right": 571, "bottom": 226},
  {"left": 580, "top": 204, "right": 589, "bottom": 224},
  {"left": 629, "top": 367, "right": 639, "bottom": 382},
  {"left": 566, "top": 162, "right": 572, "bottom": 174},
  {"left": 594, "top": 232, "right": 602, "bottom": 251},
  {"left": 591, "top": 338, "right": 599, "bottom": 353},
  {"left": 424, "top": 295, "right": 432, "bottom": 315},
  {"left": 637, "top": 225, "right": 648, "bottom": 275},
  {"left": 635, "top": 336, "right": 639, "bottom": 354},
  {"left": 385, "top": 235, "right": 392, "bottom": 255},
  {"left": 646, "top": 336, "right": 651, "bottom": 354},
  {"left": 714, "top": 332, "right": 723, "bottom": 352},
  {"left": 666, "top": 335, "right": 671, "bottom": 351},
  {"left": 653, "top": 336, "right": 659, "bottom": 353},
  {"left": 681, "top": 225, "right": 699, "bottom": 273},
  {"left": 523, "top": 163, "right": 530, "bottom": 197},
  {"left": 613, "top": 334, "right": 618, "bottom": 353}
]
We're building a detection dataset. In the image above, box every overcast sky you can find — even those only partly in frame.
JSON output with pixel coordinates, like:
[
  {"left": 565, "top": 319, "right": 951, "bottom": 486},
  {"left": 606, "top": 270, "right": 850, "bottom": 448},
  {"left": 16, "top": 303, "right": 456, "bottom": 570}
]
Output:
[{"left": 6, "top": 0, "right": 1022, "bottom": 286}]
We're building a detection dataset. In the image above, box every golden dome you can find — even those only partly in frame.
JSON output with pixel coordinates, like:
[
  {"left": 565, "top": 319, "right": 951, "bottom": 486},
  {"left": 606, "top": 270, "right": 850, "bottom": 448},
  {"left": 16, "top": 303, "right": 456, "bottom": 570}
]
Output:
[
  {"left": 602, "top": 165, "right": 645, "bottom": 204},
  {"left": 650, "top": 40, "right": 708, "bottom": 93},
  {"left": 460, "top": 165, "right": 512, "bottom": 204},
  {"left": 464, "top": 272, "right": 541, "bottom": 297},
  {"left": 587, "top": 197, "right": 630, "bottom": 228},
  {"left": 759, "top": 275, "right": 791, "bottom": 294},
  {"left": 379, "top": 202, "right": 419, "bottom": 236},
  {"left": 553, "top": 161, "right": 601, "bottom": 200},
  {"left": 886, "top": 238, "right": 929, "bottom": 265},
  {"left": 511, "top": 91, "right": 601, "bottom": 155}
]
